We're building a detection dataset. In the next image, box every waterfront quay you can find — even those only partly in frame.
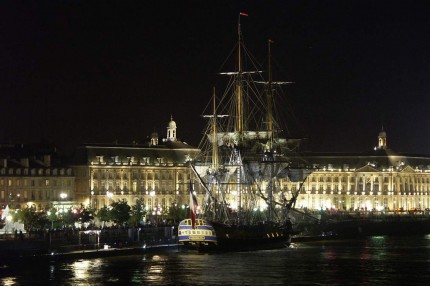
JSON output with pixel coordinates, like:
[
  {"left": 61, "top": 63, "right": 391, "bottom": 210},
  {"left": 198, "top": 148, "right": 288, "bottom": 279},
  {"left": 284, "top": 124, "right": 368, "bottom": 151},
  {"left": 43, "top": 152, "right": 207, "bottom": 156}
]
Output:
[
  {"left": 0, "top": 225, "right": 177, "bottom": 261},
  {"left": 319, "top": 209, "right": 430, "bottom": 237},
  {"left": 3, "top": 211, "right": 430, "bottom": 262}
]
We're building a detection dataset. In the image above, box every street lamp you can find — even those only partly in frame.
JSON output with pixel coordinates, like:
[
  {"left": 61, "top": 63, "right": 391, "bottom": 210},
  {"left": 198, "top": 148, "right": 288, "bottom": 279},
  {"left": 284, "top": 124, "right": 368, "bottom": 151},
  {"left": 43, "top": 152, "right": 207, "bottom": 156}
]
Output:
[
  {"left": 106, "top": 191, "right": 113, "bottom": 206},
  {"left": 90, "top": 191, "right": 94, "bottom": 208}
]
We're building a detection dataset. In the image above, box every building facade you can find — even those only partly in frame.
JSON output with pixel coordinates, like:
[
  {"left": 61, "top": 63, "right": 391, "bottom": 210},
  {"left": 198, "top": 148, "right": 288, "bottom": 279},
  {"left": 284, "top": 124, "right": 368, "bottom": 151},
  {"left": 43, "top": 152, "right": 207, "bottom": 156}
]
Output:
[
  {"left": 0, "top": 144, "right": 75, "bottom": 211},
  {"left": 283, "top": 130, "right": 430, "bottom": 212},
  {"left": 3, "top": 127, "right": 430, "bottom": 217},
  {"left": 72, "top": 127, "right": 430, "bottom": 215},
  {"left": 71, "top": 118, "right": 202, "bottom": 214}
]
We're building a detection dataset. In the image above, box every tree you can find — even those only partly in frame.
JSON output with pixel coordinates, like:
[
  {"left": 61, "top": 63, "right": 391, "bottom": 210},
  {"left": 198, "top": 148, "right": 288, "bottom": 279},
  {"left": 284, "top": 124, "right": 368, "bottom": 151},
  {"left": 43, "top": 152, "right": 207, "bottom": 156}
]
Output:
[
  {"left": 97, "top": 206, "right": 111, "bottom": 228},
  {"left": 79, "top": 207, "right": 95, "bottom": 224},
  {"left": 62, "top": 209, "right": 78, "bottom": 227},
  {"left": 14, "top": 207, "right": 48, "bottom": 231},
  {"left": 129, "top": 198, "right": 146, "bottom": 227},
  {"left": 167, "top": 204, "right": 189, "bottom": 224},
  {"left": 110, "top": 199, "right": 131, "bottom": 226},
  {"left": 47, "top": 207, "right": 58, "bottom": 229}
]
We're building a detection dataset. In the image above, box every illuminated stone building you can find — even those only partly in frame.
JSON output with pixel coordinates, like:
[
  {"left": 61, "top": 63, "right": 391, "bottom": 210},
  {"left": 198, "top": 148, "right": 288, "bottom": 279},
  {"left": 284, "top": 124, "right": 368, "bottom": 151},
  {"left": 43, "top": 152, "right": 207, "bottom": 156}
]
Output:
[
  {"left": 0, "top": 144, "right": 75, "bottom": 211},
  {"left": 72, "top": 125, "right": 430, "bottom": 215},
  {"left": 71, "top": 117, "right": 201, "bottom": 213},
  {"left": 286, "top": 130, "right": 430, "bottom": 211},
  {"left": 3, "top": 125, "right": 429, "bottom": 218}
]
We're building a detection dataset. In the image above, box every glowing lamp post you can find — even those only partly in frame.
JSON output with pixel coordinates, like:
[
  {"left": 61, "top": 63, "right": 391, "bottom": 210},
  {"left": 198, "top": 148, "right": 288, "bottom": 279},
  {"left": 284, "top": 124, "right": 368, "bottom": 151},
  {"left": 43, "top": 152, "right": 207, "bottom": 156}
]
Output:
[
  {"left": 106, "top": 191, "right": 113, "bottom": 205},
  {"left": 90, "top": 191, "right": 94, "bottom": 208}
]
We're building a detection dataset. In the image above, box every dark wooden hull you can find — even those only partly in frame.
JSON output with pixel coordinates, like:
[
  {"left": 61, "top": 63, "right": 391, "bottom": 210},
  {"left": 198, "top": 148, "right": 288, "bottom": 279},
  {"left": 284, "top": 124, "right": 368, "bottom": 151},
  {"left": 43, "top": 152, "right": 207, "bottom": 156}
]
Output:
[{"left": 208, "top": 221, "right": 291, "bottom": 252}]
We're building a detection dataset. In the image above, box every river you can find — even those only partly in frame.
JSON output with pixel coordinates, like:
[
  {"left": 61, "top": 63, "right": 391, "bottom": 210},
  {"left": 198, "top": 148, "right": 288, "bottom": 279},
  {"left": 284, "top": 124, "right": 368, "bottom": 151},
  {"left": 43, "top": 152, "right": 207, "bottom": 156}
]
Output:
[{"left": 2, "top": 235, "right": 430, "bottom": 285}]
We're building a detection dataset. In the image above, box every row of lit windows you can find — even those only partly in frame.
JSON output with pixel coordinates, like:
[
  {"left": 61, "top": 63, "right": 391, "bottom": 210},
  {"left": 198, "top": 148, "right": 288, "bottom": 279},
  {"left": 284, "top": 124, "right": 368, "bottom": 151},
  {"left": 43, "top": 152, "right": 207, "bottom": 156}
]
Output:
[
  {"left": 92, "top": 181, "right": 179, "bottom": 191},
  {"left": 0, "top": 178, "right": 72, "bottom": 188},
  {"left": 92, "top": 169, "right": 188, "bottom": 181},
  {"left": 299, "top": 195, "right": 430, "bottom": 210},
  {"left": 309, "top": 174, "right": 430, "bottom": 184},
  {"left": 0, "top": 168, "right": 72, "bottom": 176},
  {"left": 179, "top": 229, "right": 213, "bottom": 236},
  {"left": 0, "top": 189, "right": 71, "bottom": 201},
  {"left": 93, "top": 156, "right": 178, "bottom": 166},
  {"left": 286, "top": 183, "right": 430, "bottom": 193}
]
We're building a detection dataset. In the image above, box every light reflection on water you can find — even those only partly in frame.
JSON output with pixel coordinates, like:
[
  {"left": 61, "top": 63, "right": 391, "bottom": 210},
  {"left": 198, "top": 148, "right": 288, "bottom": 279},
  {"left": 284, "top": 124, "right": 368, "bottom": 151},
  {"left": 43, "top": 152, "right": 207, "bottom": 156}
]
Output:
[{"left": 2, "top": 236, "right": 430, "bottom": 285}]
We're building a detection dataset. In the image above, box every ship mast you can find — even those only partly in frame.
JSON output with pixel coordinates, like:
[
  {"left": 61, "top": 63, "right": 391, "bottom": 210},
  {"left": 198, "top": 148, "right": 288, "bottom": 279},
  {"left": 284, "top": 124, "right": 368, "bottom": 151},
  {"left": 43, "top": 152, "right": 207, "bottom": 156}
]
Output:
[
  {"left": 267, "top": 39, "right": 274, "bottom": 142},
  {"left": 266, "top": 39, "right": 274, "bottom": 220},
  {"left": 211, "top": 87, "right": 219, "bottom": 170},
  {"left": 234, "top": 13, "right": 248, "bottom": 222},
  {"left": 202, "top": 88, "right": 229, "bottom": 221},
  {"left": 236, "top": 13, "right": 244, "bottom": 134}
]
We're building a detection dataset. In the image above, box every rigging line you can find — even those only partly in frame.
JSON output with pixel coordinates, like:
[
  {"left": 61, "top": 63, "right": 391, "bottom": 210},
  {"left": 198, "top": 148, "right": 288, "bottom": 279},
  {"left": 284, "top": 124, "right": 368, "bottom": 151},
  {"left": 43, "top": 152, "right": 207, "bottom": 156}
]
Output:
[
  {"left": 189, "top": 163, "right": 215, "bottom": 202},
  {"left": 217, "top": 42, "right": 239, "bottom": 74},
  {"left": 284, "top": 173, "right": 313, "bottom": 216},
  {"left": 243, "top": 164, "right": 281, "bottom": 222},
  {"left": 189, "top": 163, "right": 230, "bottom": 221}
]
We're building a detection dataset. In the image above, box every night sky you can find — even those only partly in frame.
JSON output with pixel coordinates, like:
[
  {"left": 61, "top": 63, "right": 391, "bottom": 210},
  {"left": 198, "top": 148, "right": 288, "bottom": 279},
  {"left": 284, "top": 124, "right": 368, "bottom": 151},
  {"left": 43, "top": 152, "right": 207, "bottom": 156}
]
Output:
[{"left": 1, "top": 0, "right": 429, "bottom": 156}]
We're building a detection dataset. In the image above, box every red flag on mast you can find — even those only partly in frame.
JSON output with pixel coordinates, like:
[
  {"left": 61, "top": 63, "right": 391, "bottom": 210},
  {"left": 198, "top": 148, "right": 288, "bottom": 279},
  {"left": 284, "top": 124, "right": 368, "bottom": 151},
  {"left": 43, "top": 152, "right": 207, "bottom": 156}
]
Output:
[
  {"left": 239, "top": 12, "right": 248, "bottom": 17},
  {"left": 189, "top": 182, "right": 198, "bottom": 228}
]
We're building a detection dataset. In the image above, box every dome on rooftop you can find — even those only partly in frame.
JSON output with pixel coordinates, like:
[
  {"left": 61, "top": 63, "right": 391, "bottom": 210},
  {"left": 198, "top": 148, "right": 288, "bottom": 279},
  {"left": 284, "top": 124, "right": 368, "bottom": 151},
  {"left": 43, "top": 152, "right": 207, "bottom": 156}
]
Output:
[{"left": 168, "top": 120, "right": 177, "bottom": 129}]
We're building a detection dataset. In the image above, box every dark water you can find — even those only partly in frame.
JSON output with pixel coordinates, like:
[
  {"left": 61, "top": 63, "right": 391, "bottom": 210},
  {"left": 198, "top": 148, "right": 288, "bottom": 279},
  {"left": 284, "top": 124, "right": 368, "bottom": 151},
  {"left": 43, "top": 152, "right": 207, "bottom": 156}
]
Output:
[{"left": 2, "top": 235, "right": 430, "bottom": 285}]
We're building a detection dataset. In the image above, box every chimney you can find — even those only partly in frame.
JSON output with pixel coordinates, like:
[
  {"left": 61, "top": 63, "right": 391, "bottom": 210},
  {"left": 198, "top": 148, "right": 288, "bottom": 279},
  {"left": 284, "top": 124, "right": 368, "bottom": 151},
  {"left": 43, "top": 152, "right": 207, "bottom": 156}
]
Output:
[
  {"left": 20, "top": 158, "right": 29, "bottom": 168},
  {"left": 43, "top": 155, "right": 51, "bottom": 167}
]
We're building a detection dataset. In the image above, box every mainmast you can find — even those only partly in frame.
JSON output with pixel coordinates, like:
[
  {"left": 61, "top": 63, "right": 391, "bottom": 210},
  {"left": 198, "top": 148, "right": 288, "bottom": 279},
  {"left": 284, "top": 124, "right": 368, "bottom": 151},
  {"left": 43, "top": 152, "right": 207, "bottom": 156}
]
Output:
[
  {"left": 236, "top": 13, "right": 246, "bottom": 134},
  {"left": 267, "top": 39, "right": 274, "bottom": 220},
  {"left": 233, "top": 12, "right": 248, "bottom": 223}
]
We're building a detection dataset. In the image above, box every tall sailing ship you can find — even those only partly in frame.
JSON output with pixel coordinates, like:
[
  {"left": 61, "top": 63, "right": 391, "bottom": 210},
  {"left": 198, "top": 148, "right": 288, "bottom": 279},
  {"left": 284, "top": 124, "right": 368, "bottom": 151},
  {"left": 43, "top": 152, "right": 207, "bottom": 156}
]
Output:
[{"left": 179, "top": 14, "right": 310, "bottom": 251}]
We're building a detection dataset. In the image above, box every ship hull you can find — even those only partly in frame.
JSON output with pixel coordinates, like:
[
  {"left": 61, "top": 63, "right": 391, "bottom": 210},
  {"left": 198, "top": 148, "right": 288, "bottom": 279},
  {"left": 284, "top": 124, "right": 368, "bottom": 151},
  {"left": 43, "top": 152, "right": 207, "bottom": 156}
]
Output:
[
  {"left": 208, "top": 221, "right": 291, "bottom": 252},
  {"left": 179, "top": 219, "right": 291, "bottom": 252}
]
